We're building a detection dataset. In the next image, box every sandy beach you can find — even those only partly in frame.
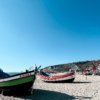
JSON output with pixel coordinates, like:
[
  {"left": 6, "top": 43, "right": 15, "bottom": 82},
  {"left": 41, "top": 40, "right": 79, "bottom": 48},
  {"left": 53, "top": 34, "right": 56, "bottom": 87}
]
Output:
[{"left": 0, "top": 74, "right": 100, "bottom": 100}]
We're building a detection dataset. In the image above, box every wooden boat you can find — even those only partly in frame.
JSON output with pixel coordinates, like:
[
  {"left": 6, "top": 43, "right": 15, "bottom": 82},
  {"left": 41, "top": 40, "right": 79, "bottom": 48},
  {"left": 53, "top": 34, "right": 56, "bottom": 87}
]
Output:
[
  {"left": 0, "top": 68, "right": 37, "bottom": 94},
  {"left": 40, "top": 71, "right": 75, "bottom": 83}
]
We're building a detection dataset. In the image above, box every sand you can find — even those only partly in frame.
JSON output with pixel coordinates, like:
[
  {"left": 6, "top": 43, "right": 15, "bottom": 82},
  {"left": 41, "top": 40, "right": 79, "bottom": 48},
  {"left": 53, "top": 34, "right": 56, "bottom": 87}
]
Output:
[{"left": 0, "top": 74, "right": 100, "bottom": 100}]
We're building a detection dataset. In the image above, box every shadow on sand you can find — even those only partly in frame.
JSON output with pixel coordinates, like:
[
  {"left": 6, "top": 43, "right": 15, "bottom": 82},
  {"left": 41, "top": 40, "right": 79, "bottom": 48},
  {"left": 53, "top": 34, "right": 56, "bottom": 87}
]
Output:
[
  {"left": 2, "top": 89, "right": 92, "bottom": 100},
  {"left": 43, "top": 81, "right": 91, "bottom": 84},
  {"left": 73, "top": 82, "right": 91, "bottom": 84}
]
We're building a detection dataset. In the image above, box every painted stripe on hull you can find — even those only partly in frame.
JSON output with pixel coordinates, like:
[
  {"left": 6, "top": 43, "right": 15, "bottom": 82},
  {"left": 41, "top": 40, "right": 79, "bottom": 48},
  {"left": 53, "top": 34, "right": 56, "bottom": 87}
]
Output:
[
  {"left": 40, "top": 72, "right": 75, "bottom": 80},
  {"left": 0, "top": 75, "right": 34, "bottom": 87},
  {"left": 41, "top": 75, "right": 75, "bottom": 82},
  {"left": 0, "top": 81, "right": 33, "bottom": 91},
  {"left": 0, "top": 72, "right": 34, "bottom": 82}
]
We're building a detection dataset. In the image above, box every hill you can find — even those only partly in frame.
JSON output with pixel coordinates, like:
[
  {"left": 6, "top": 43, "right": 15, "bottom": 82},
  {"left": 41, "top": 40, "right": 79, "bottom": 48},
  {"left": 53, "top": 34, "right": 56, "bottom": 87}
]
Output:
[{"left": 42, "top": 59, "right": 100, "bottom": 72}]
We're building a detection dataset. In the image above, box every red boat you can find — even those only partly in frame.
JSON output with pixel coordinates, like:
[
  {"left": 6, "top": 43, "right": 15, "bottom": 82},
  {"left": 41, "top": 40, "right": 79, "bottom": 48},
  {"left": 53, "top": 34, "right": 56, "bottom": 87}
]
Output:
[{"left": 39, "top": 71, "right": 75, "bottom": 83}]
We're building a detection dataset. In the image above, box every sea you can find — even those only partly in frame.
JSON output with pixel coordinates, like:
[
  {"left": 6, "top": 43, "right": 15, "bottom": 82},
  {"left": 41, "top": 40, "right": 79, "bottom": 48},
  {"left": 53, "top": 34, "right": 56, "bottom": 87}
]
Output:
[{"left": 6, "top": 72, "right": 20, "bottom": 76}]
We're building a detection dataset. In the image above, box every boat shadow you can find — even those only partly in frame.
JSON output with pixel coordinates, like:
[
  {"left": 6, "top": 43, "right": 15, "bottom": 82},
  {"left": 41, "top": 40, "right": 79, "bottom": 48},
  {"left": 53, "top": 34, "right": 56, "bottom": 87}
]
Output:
[
  {"left": 73, "top": 81, "right": 91, "bottom": 84},
  {"left": 42, "top": 81, "right": 91, "bottom": 84},
  {"left": 2, "top": 89, "right": 92, "bottom": 100}
]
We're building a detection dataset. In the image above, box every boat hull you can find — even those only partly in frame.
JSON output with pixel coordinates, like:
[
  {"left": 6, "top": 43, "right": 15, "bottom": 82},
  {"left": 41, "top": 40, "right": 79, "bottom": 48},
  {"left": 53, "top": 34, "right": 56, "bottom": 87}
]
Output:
[
  {"left": 0, "top": 81, "right": 33, "bottom": 91},
  {"left": 42, "top": 78, "right": 75, "bottom": 83},
  {"left": 40, "top": 72, "right": 75, "bottom": 83},
  {"left": 0, "top": 71, "right": 35, "bottom": 92}
]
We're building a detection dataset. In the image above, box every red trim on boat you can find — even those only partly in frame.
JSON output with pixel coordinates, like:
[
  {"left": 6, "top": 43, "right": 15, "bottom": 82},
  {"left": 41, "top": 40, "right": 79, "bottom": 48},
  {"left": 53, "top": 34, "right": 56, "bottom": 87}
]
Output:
[
  {"left": 40, "top": 75, "right": 49, "bottom": 79},
  {"left": 40, "top": 72, "right": 75, "bottom": 80}
]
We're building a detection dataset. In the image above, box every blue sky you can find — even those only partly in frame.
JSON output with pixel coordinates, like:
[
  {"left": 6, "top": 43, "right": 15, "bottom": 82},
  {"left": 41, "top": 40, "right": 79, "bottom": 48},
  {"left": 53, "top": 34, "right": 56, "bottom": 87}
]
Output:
[{"left": 0, "top": 0, "right": 100, "bottom": 72}]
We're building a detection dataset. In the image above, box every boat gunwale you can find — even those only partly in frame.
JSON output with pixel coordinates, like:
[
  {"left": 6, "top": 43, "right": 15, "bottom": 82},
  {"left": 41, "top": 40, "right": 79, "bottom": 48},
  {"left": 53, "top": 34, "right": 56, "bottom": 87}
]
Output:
[{"left": 0, "top": 70, "right": 35, "bottom": 79}]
